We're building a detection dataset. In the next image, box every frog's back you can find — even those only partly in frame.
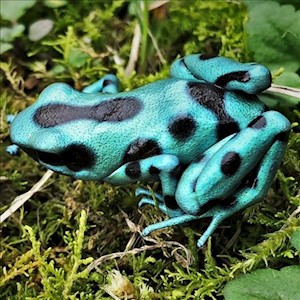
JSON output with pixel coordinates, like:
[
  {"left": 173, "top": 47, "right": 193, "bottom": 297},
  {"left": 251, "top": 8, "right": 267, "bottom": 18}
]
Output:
[{"left": 127, "top": 78, "right": 267, "bottom": 164}]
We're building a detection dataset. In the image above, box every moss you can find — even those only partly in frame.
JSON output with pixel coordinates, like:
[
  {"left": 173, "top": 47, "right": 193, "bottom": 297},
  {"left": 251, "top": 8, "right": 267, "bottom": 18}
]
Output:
[{"left": 0, "top": 1, "right": 299, "bottom": 299}]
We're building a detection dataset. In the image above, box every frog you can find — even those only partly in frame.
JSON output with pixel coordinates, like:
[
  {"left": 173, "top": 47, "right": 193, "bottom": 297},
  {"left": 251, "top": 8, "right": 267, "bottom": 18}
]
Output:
[{"left": 9, "top": 54, "right": 291, "bottom": 247}]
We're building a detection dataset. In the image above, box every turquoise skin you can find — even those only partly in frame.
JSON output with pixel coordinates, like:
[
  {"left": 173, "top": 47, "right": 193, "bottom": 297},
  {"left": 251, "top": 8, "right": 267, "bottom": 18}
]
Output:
[{"left": 10, "top": 54, "right": 291, "bottom": 247}]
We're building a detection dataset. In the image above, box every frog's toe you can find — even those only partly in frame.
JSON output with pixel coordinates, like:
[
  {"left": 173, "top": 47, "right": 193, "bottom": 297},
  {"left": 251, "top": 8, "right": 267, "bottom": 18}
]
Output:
[
  {"left": 197, "top": 237, "right": 207, "bottom": 248},
  {"left": 138, "top": 197, "right": 156, "bottom": 208},
  {"left": 135, "top": 187, "right": 163, "bottom": 202},
  {"left": 6, "top": 114, "right": 16, "bottom": 124},
  {"left": 138, "top": 197, "right": 168, "bottom": 214},
  {"left": 6, "top": 144, "right": 20, "bottom": 156}
]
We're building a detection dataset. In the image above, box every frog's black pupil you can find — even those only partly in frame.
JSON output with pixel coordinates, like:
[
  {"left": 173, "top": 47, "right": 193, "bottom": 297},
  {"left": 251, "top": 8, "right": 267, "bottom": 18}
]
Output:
[{"left": 20, "top": 144, "right": 95, "bottom": 171}]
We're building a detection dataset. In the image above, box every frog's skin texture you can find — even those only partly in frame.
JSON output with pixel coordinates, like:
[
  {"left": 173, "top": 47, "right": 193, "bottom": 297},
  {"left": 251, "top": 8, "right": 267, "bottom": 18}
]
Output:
[{"left": 10, "top": 54, "right": 291, "bottom": 247}]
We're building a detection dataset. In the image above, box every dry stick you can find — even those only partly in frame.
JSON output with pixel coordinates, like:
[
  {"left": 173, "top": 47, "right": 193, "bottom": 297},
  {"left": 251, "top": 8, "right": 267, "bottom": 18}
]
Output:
[
  {"left": 147, "top": 28, "right": 166, "bottom": 65},
  {"left": 148, "top": 0, "right": 169, "bottom": 11},
  {"left": 266, "top": 85, "right": 300, "bottom": 98},
  {"left": 87, "top": 210, "right": 193, "bottom": 272},
  {"left": 0, "top": 170, "right": 53, "bottom": 223},
  {"left": 125, "top": 0, "right": 169, "bottom": 76},
  {"left": 86, "top": 237, "right": 193, "bottom": 272},
  {"left": 125, "top": 23, "right": 141, "bottom": 77}
]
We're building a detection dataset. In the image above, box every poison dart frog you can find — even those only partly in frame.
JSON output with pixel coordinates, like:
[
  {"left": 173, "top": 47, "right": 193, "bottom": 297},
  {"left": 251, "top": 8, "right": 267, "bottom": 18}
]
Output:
[{"left": 10, "top": 54, "right": 291, "bottom": 247}]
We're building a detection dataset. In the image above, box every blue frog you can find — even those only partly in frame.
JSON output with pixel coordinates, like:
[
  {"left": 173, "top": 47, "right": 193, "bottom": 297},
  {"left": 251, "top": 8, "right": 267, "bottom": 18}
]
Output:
[{"left": 10, "top": 54, "right": 291, "bottom": 247}]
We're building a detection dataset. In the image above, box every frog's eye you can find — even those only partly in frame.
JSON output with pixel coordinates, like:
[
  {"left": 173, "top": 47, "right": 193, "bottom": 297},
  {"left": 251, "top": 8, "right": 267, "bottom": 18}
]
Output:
[
  {"left": 21, "top": 144, "right": 95, "bottom": 172},
  {"left": 37, "top": 83, "right": 79, "bottom": 104}
]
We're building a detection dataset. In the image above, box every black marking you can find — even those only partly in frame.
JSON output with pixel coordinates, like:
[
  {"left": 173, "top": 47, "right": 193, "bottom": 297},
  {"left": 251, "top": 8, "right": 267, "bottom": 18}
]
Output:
[
  {"left": 221, "top": 151, "right": 241, "bottom": 176},
  {"left": 123, "top": 139, "right": 161, "bottom": 164},
  {"left": 103, "top": 79, "right": 114, "bottom": 87},
  {"left": 194, "top": 153, "right": 205, "bottom": 163},
  {"left": 20, "top": 146, "right": 39, "bottom": 162},
  {"left": 181, "top": 59, "right": 202, "bottom": 80},
  {"left": 274, "top": 131, "right": 289, "bottom": 143},
  {"left": 125, "top": 162, "right": 141, "bottom": 180},
  {"left": 247, "top": 115, "right": 267, "bottom": 129},
  {"left": 199, "top": 197, "right": 237, "bottom": 214},
  {"left": 34, "top": 97, "right": 142, "bottom": 128},
  {"left": 22, "top": 144, "right": 95, "bottom": 171},
  {"left": 149, "top": 166, "right": 160, "bottom": 176},
  {"left": 220, "top": 197, "right": 237, "bottom": 209},
  {"left": 241, "top": 164, "right": 260, "bottom": 189},
  {"left": 263, "top": 104, "right": 269, "bottom": 112},
  {"left": 164, "top": 195, "right": 179, "bottom": 209},
  {"left": 168, "top": 115, "right": 197, "bottom": 141},
  {"left": 187, "top": 82, "right": 239, "bottom": 140},
  {"left": 192, "top": 179, "right": 198, "bottom": 193},
  {"left": 199, "top": 54, "right": 217, "bottom": 60},
  {"left": 199, "top": 199, "right": 221, "bottom": 215},
  {"left": 215, "top": 71, "right": 250, "bottom": 88},
  {"left": 170, "top": 164, "right": 183, "bottom": 180},
  {"left": 217, "top": 122, "right": 239, "bottom": 140},
  {"left": 180, "top": 58, "right": 188, "bottom": 68}
]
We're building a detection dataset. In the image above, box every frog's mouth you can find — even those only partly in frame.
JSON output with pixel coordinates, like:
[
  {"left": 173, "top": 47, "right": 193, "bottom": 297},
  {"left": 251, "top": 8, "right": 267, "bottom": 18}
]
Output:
[{"left": 19, "top": 144, "right": 95, "bottom": 172}]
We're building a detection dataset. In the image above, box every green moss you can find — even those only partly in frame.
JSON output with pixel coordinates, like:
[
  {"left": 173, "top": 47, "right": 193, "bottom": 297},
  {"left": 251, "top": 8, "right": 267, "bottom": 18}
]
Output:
[{"left": 1, "top": 1, "right": 299, "bottom": 299}]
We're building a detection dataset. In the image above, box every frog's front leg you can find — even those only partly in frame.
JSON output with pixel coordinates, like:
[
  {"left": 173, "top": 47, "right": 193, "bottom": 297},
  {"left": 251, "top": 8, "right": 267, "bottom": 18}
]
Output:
[
  {"left": 82, "top": 74, "right": 119, "bottom": 94},
  {"left": 104, "top": 154, "right": 185, "bottom": 218}
]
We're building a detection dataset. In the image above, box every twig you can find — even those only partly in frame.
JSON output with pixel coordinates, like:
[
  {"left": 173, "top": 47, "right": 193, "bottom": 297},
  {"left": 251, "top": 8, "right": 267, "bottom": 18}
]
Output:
[
  {"left": 147, "top": 28, "right": 166, "bottom": 65},
  {"left": 148, "top": 0, "right": 169, "bottom": 11},
  {"left": 86, "top": 210, "right": 193, "bottom": 272},
  {"left": 266, "top": 85, "right": 300, "bottom": 99},
  {"left": 0, "top": 170, "right": 54, "bottom": 223},
  {"left": 125, "top": 23, "right": 141, "bottom": 76},
  {"left": 280, "top": 206, "right": 300, "bottom": 230},
  {"left": 125, "top": 0, "right": 169, "bottom": 76},
  {"left": 86, "top": 238, "right": 193, "bottom": 272},
  {"left": 118, "top": 208, "right": 144, "bottom": 252}
]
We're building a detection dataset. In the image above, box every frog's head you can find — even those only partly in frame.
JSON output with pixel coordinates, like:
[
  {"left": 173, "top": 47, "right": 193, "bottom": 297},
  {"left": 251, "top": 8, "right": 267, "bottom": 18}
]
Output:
[{"left": 10, "top": 83, "right": 142, "bottom": 180}]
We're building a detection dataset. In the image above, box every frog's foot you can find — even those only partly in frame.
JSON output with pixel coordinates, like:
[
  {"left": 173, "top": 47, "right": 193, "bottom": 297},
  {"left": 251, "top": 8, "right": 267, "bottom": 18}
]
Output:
[
  {"left": 6, "top": 114, "right": 16, "bottom": 124},
  {"left": 142, "top": 214, "right": 201, "bottom": 237},
  {"left": 136, "top": 187, "right": 163, "bottom": 210},
  {"left": 6, "top": 115, "right": 20, "bottom": 156},
  {"left": 136, "top": 188, "right": 184, "bottom": 218},
  {"left": 6, "top": 144, "right": 20, "bottom": 156},
  {"left": 135, "top": 187, "right": 163, "bottom": 202},
  {"left": 82, "top": 74, "right": 119, "bottom": 94}
]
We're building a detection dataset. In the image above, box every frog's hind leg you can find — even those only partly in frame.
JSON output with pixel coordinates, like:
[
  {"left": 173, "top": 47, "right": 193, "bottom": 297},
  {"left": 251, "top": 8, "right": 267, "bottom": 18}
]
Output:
[
  {"left": 135, "top": 187, "right": 163, "bottom": 203},
  {"left": 170, "top": 54, "right": 271, "bottom": 94},
  {"left": 175, "top": 110, "right": 290, "bottom": 247},
  {"left": 196, "top": 130, "right": 290, "bottom": 247},
  {"left": 82, "top": 74, "right": 119, "bottom": 94}
]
